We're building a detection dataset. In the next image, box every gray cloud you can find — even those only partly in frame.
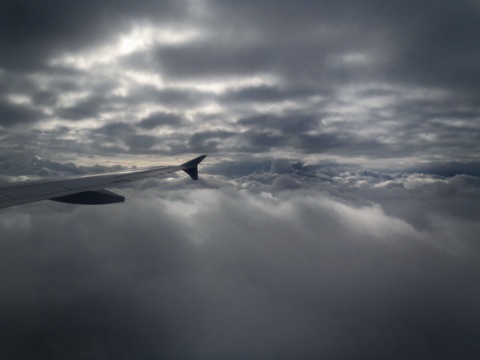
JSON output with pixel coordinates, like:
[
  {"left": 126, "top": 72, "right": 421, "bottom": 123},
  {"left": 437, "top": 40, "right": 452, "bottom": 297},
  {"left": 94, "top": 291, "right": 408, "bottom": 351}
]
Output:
[
  {"left": 0, "top": 0, "right": 478, "bottom": 166},
  {"left": 0, "top": 98, "right": 44, "bottom": 127},
  {"left": 91, "top": 122, "right": 160, "bottom": 155},
  {"left": 0, "top": 155, "right": 124, "bottom": 182},
  {"left": 138, "top": 112, "right": 184, "bottom": 129},
  {"left": 238, "top": 114, "right": 319, "bottom": 134},
  {"left": 0, "top": 0, "right": 186, "bottom": 71},
  {"left": 1, "top": 165, "right": 480, "bottom": 358},
  {"left": 187, "top": 130, "right": 235, "bottom": 154},
  {"left": 1, "top": 1, "right": 480, "bottom": 357},
  {"left": 56, "top": 95, "right": 107, "bottom": 121},
  {"left": 222, "top": 85, "right": 315, "bottom": 104}
]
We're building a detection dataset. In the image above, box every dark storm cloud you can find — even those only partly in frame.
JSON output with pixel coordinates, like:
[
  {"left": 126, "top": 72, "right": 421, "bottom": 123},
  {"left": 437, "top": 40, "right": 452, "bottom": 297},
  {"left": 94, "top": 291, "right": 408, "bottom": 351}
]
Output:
[
  {"left": 128, "top": 3, "right": 380, "bottom": 89},
  {"left": 118, "top": 0, "right": 480, "bottom": 165},
  {"left": 0, "top": 98, "right": 43, "bottom": 127},
  {"left": 151, "top": 42, "right": 276, "bottom": 79},
  {"left": 92, "top": 122, "right": 159, "bottom": 154},
  {"left": 98, "top": 122, "right": 136, "bottom": 138},
  {"left": 222, "top": 85, "right": 320, "bottom": 104},
  {"left": 151, "top": 87, "right": 210, "bottom": 107},
  {"left": 381, "top": 1, "right": 480, "bottom": 94},
  {"left": 138, "top": 111, "right": 184, "bottom": 129},
  {"left": 0, "top": 0, "right": 187, "bottom": 71},
  {"left": 124, "top": 134, "right": 157, "bottom": 152},
  {"left": 142, "top": 1, "right": 379, "bottom": 84},
  {"left": 296, "top": 133, "right": 387, "bottom": 156},
  {"left": 239, "top": 131, "right": 287, "bottom": 152},
  {"left": 125, "top": 84, "right": 214, "bottom": 108},
  {"left": 0, "top": 69, "right": 45, "bottom": 127},
  {"left": 221, "top": 114, "right": 387, "bottom": 156},
  {"left": 205, "top": 159, "right": 273, "bottom": 178},
  {"left": 206, "top": 0, "right": 480, "bottom": 91},
  {"left": 352, "top": 94, "right": 480, "bottom": 160},
  {"left": 238, "top": 114, "right": 319, "bottom": 134},
  {"left": 410, "top": 161, "right": 480, "bottom": 178},
  {"left": 56, "top": 95, "right": 106, "bottom": 121},
  {"left": 187, "top": 130, "right": 235, "bottom": 153}
]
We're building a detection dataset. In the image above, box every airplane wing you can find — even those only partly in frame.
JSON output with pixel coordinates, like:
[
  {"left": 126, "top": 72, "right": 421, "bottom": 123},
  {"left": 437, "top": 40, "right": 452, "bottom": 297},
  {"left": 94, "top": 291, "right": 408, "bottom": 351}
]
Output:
[{"left": 0, "top": 155, "right": 207, "bottom": 209}]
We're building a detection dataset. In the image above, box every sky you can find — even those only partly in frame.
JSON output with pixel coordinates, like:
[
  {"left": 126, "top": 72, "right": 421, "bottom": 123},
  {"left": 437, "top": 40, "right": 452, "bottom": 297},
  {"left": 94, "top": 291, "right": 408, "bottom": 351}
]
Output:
[{"left": 1, "top": 0, "right": 480, "bottom": 358}]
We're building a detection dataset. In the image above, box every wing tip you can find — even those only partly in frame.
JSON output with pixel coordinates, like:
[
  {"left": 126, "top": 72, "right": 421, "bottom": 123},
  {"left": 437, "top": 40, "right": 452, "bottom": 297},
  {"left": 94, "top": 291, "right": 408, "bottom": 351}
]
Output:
[
  {"left": 181, "top": 155, "right": 207, "bottom": 168},
  {"left": 181, "top": 155, "right": 207, "bottom": 180}
]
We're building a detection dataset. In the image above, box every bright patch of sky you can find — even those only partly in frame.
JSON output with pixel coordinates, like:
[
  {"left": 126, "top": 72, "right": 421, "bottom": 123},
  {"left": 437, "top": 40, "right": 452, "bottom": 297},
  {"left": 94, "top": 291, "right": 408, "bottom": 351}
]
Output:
[{"left": 49, "top": 24, "right": 201, "bottom": 70}]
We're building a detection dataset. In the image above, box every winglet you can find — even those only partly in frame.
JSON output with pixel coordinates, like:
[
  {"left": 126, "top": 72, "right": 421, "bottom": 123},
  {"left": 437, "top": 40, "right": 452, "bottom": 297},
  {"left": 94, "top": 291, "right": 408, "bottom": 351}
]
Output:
[{"left": 181, "top": 155, "right": 207, "bottom": 180}]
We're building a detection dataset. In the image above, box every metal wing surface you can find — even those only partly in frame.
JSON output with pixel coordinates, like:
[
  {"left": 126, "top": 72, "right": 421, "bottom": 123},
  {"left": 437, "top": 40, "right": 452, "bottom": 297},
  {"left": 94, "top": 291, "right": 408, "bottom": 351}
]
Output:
[{"left": 0, "top": 155, "right": 206, "bottom": 209}]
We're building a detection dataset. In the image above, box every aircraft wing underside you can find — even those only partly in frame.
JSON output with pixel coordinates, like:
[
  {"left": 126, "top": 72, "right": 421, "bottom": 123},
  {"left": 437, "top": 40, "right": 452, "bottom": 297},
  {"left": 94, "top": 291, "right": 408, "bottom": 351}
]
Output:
[{"left": 0, "top": 155, "right": 206, "bottom": 209}]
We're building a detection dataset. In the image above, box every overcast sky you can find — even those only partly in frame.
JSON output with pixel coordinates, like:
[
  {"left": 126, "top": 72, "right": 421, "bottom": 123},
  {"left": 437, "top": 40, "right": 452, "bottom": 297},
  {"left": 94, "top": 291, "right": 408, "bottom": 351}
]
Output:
[{"left": 1, "top": 0, "right": 480, "bottom": 358}]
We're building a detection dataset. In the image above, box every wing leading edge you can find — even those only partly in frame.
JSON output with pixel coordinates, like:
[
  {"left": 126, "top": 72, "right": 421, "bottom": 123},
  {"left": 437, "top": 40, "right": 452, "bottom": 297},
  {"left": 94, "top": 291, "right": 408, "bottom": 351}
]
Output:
[{"left": 0, "top": 155, "right": 207, "bottom": 209}]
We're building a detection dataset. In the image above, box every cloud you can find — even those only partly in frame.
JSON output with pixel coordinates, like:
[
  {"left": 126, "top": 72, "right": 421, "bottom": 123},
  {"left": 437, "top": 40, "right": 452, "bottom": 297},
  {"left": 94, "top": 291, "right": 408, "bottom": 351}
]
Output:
[
  {"left": 0, "top": 98, "right": 44, "bottom": 127},
  {"left": 0, "top": 155, "right": 124, "bottom": 183},
  {"left": 0, "top": 0, "right": 187, "bottom": 71},
  {"left": 138, "top": 111, "right": 184, "bottom": 129},
  {"left": 56, "top": 95, "right": 106, "bottom": 121},
  {"left": 1, "top": 166, "right": 480, "bottom": 358},
  {"left": 0, "top": 1, "right": 480, "bottom": 357},
  {"left": 222, "top": 85, "right": 314, "bottom": 104},
  {"left": 0, "top": 0, "right": 478, "bottom": 168},
  {"left": 186, "top": 130, "right": 235, "bottom": 154}
]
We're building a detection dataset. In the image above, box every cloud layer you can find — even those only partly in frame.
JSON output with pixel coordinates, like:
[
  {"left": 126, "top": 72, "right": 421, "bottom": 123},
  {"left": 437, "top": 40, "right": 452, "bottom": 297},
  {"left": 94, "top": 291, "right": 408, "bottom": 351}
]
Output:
[
  {"left": 0, "top": 0, "right": 479, "bottom": 170},
  {"left": 1, "top": 161, "right": 480, "bottom": 358},
  {"left": 1, "top": 1, "right": 480, "bottom": 358}
]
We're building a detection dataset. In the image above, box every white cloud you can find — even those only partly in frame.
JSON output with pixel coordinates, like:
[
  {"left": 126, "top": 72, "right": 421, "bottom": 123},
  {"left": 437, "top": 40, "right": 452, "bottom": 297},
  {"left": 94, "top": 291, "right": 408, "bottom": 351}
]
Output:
[{"left": 49, "top": 24, "right": 201, "bottom": 70}]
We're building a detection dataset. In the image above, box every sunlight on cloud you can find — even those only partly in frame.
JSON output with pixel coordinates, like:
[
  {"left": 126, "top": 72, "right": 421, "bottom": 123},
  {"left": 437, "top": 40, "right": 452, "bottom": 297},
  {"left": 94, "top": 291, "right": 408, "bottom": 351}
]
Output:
[
  {"left": 249, "top": 97, "right": 307, "bottom": 115},
  {"left": 326, "top": 199, "right": 416, "bottom": 239},
  {"left": 56, "top": 91, "right": 91, "bottom": 108},
  {"left": 124, "top": 70, "right": 165, "bottom": 88},
  {"left": 113, "top": 73, "right": 278, "bottom": 118},
  {"left": 49, "top": 24, "right": 201, "bottom": 70},
  {"left": 6, "top": 94, "right": 32, "bottom": 106},
  {"left": 337, "top": 52, "right": 374, "bottom": 65},
  {"left": 170, "top": 74, "right": 279, "bottom": 93},
  {"left": 120, "top": 70, "right": 280, "bottom": 118},
  {"left": 433, "top": 118, "right": 480, "bottom": 130},
  {"left": 152, "top": 187, "right": 418, "bottom": 247},
  {"left": 123, "top": 70, "right": 278, "bottom": 104},
  {"left": 333, "top": 85, "right": 395, "bottom": 115}
]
